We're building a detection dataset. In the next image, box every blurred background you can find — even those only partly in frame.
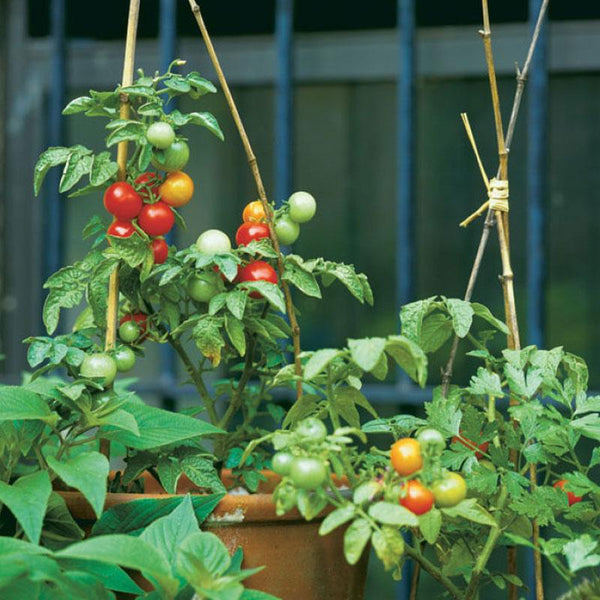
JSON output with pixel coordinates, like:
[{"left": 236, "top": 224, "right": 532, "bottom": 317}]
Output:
[{"left": 1, "top": 0, "right": 599, "bottom": 597}]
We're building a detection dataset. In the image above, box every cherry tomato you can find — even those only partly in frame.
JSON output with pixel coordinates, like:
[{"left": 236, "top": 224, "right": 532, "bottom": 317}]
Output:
[
  {"left": 417, "top": 428, "right": 445, "bottom": 453},
  {"left": 119, "top": 320, "right": 140, "bottom": 343},
  {"left": 235, "top": 222, "right": 271, "bottom": 247},
  {"left": 289, "top": 457, "right": 327, "bottom": 490},
  {"left": 120, "top": 313, "right": 148, "bottom": 337},
  {"left": 554, "top": 479, "right": 583, "bottom": 506},
  {"left": 295, "top": 417, "right": 327, "bottom": 442},
  {"left": 390, "top": 438, "right": 423, "bottom": 477},
  {"left": 272, "top": 451, "right": 294, "bottom": 476},
  {"left": 151, "top": 237, "right": 169, "bottom": 264},
  {"left": 242, "top": 200, "right": 267, "bottom": 223},
  {"left": 188, "top": 273, "right": 220, "bottom": 303},
  {"left": 432, "top": 472, "right": 467, "bottom": 508},
  {"left": 196, "top": 229, "right": 232, "bottom": 254},
  {"left": 159, "top": 171, "right": 194, "bottom": 208},
  {"left": 103, "top": 182, "right": 143, "bottom": 220},
  {"left": 288, "top": 191, "right": 316, "bottom": 223},
  {"left": 400, "top": 480, "right": 434, "bottom": 515},
  {"left": 138, "top": 201, "right": 175, "bottom": 237},
  {"left": 80, "top": 353, "right": 118, "bottom": 386},
  {"left": 274, "top": 216, "right": 300, "bottom": 245},
  {"left": 135, "top": 172, "right": 162, "bottom": 201},
  {"left": 107, "top": 220, "right": 136, "bottom": 239},
  {"left": 452, "top": 435, "right": 489, "bottom": 459},
  {"left": 151, "top": 140, "right": 190, "bottom": 172},
  {"left": 113, "top": 346, "right": 136, "bottom": 373},
  {"left": 237, "top": 261, "right": 278, "bottom": 299},
  {"left": 146, "top": 122, "right": 175, "bottom": 149}
]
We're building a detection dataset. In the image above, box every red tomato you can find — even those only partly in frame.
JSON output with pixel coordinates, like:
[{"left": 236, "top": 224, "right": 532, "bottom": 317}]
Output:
[
  {"left": 151, "top": 237, "right": 169, "bottom": 264},
  {"left": 134, "top": 172, "right": 162, "bottom": 201},
  {"left": 107, "top": 220, "right": 136, "bottom": 239},
  {"left": 235, "top": 222, "right": 271, "bottom": 247},
  {"left": 119, "top": 313, "right": 148, "bottom": 339},
  {"left": 390, "top": 438, "right": 423, "bottom": 477},
  {"left": 400, "top": 480, "right": 434, "bottom": 515},
  {"left": 452, "top": 435, "right": 489, "bottom": 459},
  {"left": 554, "top": 479, "right": 583, "bottom": 506},
  {"left": 138, "top": 201, "right": 175, "bottom": 237},
  {"left": 237, "top": 261, "right": 278, "bottom": 299},
  {"left": 103, "top": 182, "right": 143, "bottom": 220}
]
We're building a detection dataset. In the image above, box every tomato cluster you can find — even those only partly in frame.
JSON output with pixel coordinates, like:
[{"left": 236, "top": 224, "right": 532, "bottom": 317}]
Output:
[
  {"left": 104, "top": 121, "right": 196, "bottom": 266},
  {"left": 390, "top": 429, "right": 467, "bottom": 515}
]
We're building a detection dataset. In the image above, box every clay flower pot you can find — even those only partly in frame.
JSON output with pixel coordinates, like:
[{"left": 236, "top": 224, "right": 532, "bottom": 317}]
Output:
[{"left": 59, "top": 471, "right": 369, "bottom": 600}]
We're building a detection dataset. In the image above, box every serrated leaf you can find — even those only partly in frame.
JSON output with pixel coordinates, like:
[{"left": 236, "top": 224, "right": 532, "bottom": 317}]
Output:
[
  {"left": 563, "top": 535, "right": 600, "bottom": 572},
  {"left": 90, "top": 151, "right": 118, "bottom": 186},
  {"left": 445, "top": 298, "right": 474, "bottom": 338},
  {"left": 0, "top": 386, "right": 54, "bottom": 422},
  {"left": 104, "top": 234, "right": 149, "bottom": 268},
  {"left": 468, "top": 367, "right": 503, "bottom": 397},
  {"left": 225, "top": 290, "right": 247, "bottom": 320},
  {"left": 59, "top": 150, "right": 93, "bottom": 193},
  {"left": 34, "top": 146, "right": 72, "bottom": 196},
  {"left": 193, "top": 316, "right": 225, "bottom": 367},
  {"left": 182, "top": 456, "right": 226, "bottom": 495}
]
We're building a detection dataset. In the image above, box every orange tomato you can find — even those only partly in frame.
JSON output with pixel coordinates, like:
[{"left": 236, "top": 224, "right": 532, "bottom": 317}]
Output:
[
  {"left": 242, "top": 200, "right": 267, "bottom": 223},
  {"left": 390, "top": 438, "right": 423, "bottom": 477},
  {"left": 159, "top": 171, "right": 194, "bottom": 207},
  {"left": 400, "top": 480, "right": 434, "bottom": 515}
]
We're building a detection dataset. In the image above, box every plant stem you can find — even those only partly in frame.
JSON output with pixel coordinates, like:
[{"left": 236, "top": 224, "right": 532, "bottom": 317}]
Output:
[{"left": 187, "top": 0, "right": 303, "bottom": 401}]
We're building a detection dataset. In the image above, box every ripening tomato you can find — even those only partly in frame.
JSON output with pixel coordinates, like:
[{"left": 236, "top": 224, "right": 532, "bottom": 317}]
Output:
[
  {"left": 295, "top": 417, "right": 327, "bottom": 441},
  {"left": 187, "top": 273, "right": 221, "bottom": 303},
  {"left": 80, "top": 353, "right": 118, "bottom": 386},
  {"left": 135, "top": 172, "right": 162, "bottom": 201},
  {"left": 417, "top": 428, "right": 446, "bottom": 453},
  {"left": 159, "top": 171, "right": 194, "bottom": 208},
  {"left": 138, "top": 201, "right": 175, "bottom": 237},
  {"left": 274, "top": 216, "right": 300, "bottom": 245},
  {"left": 235, "top": 222, "right": 271, "bottom": 247},
  {"left": 400, "top": 480, "right": 434, "bottom": 515},
  {"left": 452, "top": 435, "right": 489, "bottom": 459},
  {"left": 120, "top": 313, "right": 148, "bottom": 337},
  {"left": 151, "top": 140, "right": 190, "bottom": 172},
  {"left": 113, "top": 346, "right": 136, "bottom": 373},
  {"left": 119, "top": 320, "right": 140, "bottom": 343},
  {"left": 288, "top": 191, "right": 316, "bottom": 223},
  {"left": 103, "top": 182, "right": 143, "bottom": 220},
  {"left": 289, "top": 457, "right": 327, "bottom": 491},
  {"left": 107, "top": 220, "right": 136, "bottom": 239},
  {"left": 390, "top": 438, "right": 423, "bottom": 477},
  {"left": 237, "top": 261, "right": 278, "bottom": 299},
  {"left": 271, "top": 451, "right": 294, "bottom": 476},
  {"left": 196, "top": 230, "right": 232, "bottom": 254},
  {"left": 242, "top": 200, "right": 267, "bottom": 223},
  {"left": 432, "top": 472, "right": 467, "bottom": 508},
  {"left": 151, "top": 237, "right": 169, "bottom": 264},
  {"left": 554, "top": 479, "right": 583, "bottom": 506},
  {"left": 146, "top": 121, "right": 175, "bottom": 149}
]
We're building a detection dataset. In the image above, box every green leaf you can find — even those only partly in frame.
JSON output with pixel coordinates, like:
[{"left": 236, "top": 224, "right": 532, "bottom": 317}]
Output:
[
  {"left": 338, "top": 386, "right": 378, "bottom": 419},
  {"left": 361, "top": 414, "right": 426, "bottom": 434},
  {"left": 281, "top": 394, "right": 319, "bottom": 428},
  {"left": 56, "top": 558, "right": 143, "bottom": 595},
  {"left": 319, "top": 505, "right": 356, "bottom": 536},
  {"left": 297, "top": 490, "right": 328, "bottom": 521},
  {"left": 0, "top": 386, "right": 55, "bottom": 422},
  {"left": 563, "top": 535, "right": 600, "bottom": 573},
  {"left": 400, "top": 297, "right": 436, "bottom": 342},
  {"left": 97, "top": 408, "right": 140, "bottom": 436},
  {"left": 119, "top": 85, "right": 156, "bottom": 98},
  {"left": 59, "top": 150, "right": 93, "bottom": 193},
  {"left": 468, "top": 367, "right": 503, "bottom": 397},
  {"left": 419, "top": 508, "right": 442, "bottom": 544},
  {"left": 225, "top": 315, "right": 246, "bottom": 357},
  {"left": 33, "top": 146, "right": 72, "bottom": 196},
  {"left": 348, "top": 337, "right": 387, "bottom": 372},
  {"left": 420, "top": 313, "right": 453, "bottom": 353},
  {"left": 441, "top": 498, "right": 496, "bottom": 526},
  {"left": 384, "top": 335, "right": 428, "bottom": 387},
  {"left": 90, "top": 151, "right": 118, "bottom": 186},
  {"left": 47, "top": 452, "right": 109, "bottom": 518},
  {"left": 570, "top": 413, "right": 600, "bottom": 441},
  {"left": 327, "top": 263, "right": 364, "bottom": 303},
  {"left": 56, "top": 535, "right": 178, "bottom": 596},
  {"left": 104, "top": 234, "right": 149, "bottom": 268},
  {"left": 0, "top": 471, "right": 51, "bottom": 543},
  {"left": 193, "top": 316, "right": 226, "bottom": 367},
  {"left": 368, "top": 502, "right": 419, "bottom": 527},
  {"left": 186, "top": 72, "right": 218, "bottom": 95},
  {"left": 187, "top": 111, "right": 224, "bottom": 141},
  {"left": 92, "top": 495, "right": 224, "bottom": 536},
  {"left": 164, "top": 76, "right": 192, "bottom": 93},
  {"left": 303, "top": 349, "right": 342, "bottom": 381},
  {"left": 239, "top": 281, "right": 286, "bottom": 312},
  {"left": 445, "top": 298, "right": 474, "bottom": 338},
  {"left": 62, "top": 96, "right": 94, "bottom": 115},
  {"left": 283, "top": 264, "right": 321, "bottom": 299},
  {"left": 106, "top": 122, "right": 146, "bottom": 147},
  {"left": 371, "top": 526, "right": 405, "bottom": 572},
  {"left": 181, "top": 456, "right": 227, "bottom": 495},
  {"left": 225, "top": 291, "right": 247, "bottom": 320},
  {"left": 333, "top": 388, "right": 361, "bottom": 428},
  {"left": 504, "top": 364, "right": 542, "bottom": 398},
  {"left": 41, "top": 493, "right": 84, "bottom": 550},
  {"left": 471, "top": 302, "right": 509, "bottom": 334},
  {"left": 99, "top": 399, "right": 223, "bottom": 449},
  {"left": 343, "top": 518, "right": 372, "bottom": 565}
]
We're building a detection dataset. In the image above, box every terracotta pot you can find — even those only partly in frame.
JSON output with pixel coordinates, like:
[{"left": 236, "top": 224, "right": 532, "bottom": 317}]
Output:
[{"left": 59, "top": 471, "right": 368, "bottom": 600}]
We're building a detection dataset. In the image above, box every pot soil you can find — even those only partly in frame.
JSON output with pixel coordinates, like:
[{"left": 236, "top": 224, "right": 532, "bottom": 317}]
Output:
[{"left": 59, "top": 471, "right": 369, "bottom": 600}]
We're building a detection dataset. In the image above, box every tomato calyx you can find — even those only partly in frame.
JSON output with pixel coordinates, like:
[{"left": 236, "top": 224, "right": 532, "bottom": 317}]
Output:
[{"left": 134, "top": 172, "right": 162, "bottom": 202}]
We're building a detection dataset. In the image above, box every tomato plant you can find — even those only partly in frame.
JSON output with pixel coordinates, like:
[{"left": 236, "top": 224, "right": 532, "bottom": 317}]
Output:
[
  {"left": 242, "top": 200, "right": 266, "bottom": 223},
  {"left": 196, "top": 229, "right": 232, "bottom": 254},
  {"left": 151, "top": 140, "right": 190, "bottom": 172},
  {"left": 431, "top": 472, "right": 467, "bottom": 508},
  {"left": 238, "top": 260, "right": 278, "bottom": 298},
  {"left": 288, "top": 191, "right": 316, "bottom": 223},
  {"left": 554, "top": 479, "right": 583, "bottom": 506},
  {"left": 235, "top": 222, "right": 270, "bottom": 247},
  {"left": 146, "top": 121, "right": 175, "bottom": 149},
  {"left": 134, "top": 172, "right": 162, "bottom": 201},
  {"left": 400, "top": 480, "right": 434, "bottom": 515},
  {"left": 390, "top": 438, "right": 423, "bottom": 477},
  {"left": 138, "top": 201, "right": 175, "bottom": 237},
  {"left": 452, "top": 434, "right": 489, "bottom": 459},
  {"left": 103, "top": 182, "right": 143, "bottom": 220},
  {"left": 151, "top": 237, "right": 169, "bottom": 264},
  {"left": 79, "top": 353, "right": 118, "bottom": 386},
  {"left": 289, "top": 457, "right": 327, "bottom": 490},
  {"left": 274, "top": 216, "right": 300, "bottom": 245},
  {"left": 159, "top": 171, "right": 194, "bottom": 208}
]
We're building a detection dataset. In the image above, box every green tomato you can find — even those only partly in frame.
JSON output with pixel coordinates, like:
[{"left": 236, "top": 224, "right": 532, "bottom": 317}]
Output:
[
  {"left": 196, "top": 229, "right": 232, "bottom": 254},
  {"left": 151, "top": 140, "right": 190, "bottom": 172},
  {"left": 188, "top": 273, "right": 220, "bottom": 303},
  {"left": 80, "top": 353, "right": 117, "bottom": 386},
  {"left": 289, "top": 457, "right": 327, "bottom": 490},
  {"left": 288, "top": 191, "right": 316, "bottom": 224},
  {"left": 274, "top": 215, "right": 300, "bottom": 245},
  {"left": 119, "top": 320, "right": 140, "bottom": 343},
  {"left": 146, "top": 122, "right": 175, "bottom": 149},
  {"left": 432, "top": 472, "right": 467, "bottom": 508},
  {"left": 272, "top": 451, "right": 294, "bottom": 476},
  {"left": 113, "top": 346, "right": 136, "bottom": 372},
  {"left": 295, "top": 417, "right": 327, "bottom": 442},
  {"left": 416, "top": 428, "right": 445, "bottom": 453}
]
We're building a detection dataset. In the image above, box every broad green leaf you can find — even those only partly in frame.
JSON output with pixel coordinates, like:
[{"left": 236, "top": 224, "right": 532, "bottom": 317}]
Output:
[
  {"left": 225, "top": 291, "right": 247, "bottom": 320},
  {"left": 319, "top": 505, "right": 356, "bottom": 536},
  {"left": 283, "top": 265, "right": 321, "bottom": 299},
  {"left": 333, "top": 388, "right": 361, "bottom": 428},
  {"left": 104, "top": 234, "right": 149, "bottom": 268},
  {"left": 59, "top": 150, "right": 93, "bottom": 193},
  {"left": 504, "top": 364, "right": 542, "bottom": 398},
  {"left": 296, "top": 490, "right": 328, "bottom": 521},
  {"left": 164, "top": 76, "right": 191, "bottom": 93},
  {"left": 471, "top": 302, "right": 509, "bottom": 334},
  {"left": 445, "top": 298, "right": 474, "bottom": 338},
  {"left": 157, "top": 457, "right": 183, "bottom": 494},
  {"left": 41, "top": 493, "right": 84, "bottom": 550},
  {"left": 47, "top": 452, "right": 109, "bottom": 518},
  {"left": 34, "top": 146, "right": 72, "bottom": 196},
  {"left": 188, "top": 111, "right": 224, "bottom": 141},
  {"left": 343, "top": 518, "right": 371, "bottom": 565},
  {"left": 337, "top": 386, "right": 378, "bottom": 418},
  {"left": 361, "top": 414, "right": 426, "bottom": 434},
  {"left": 385, "top": 335, "right": 428, "bottom": 387},
  {"left": 225, "top": 315, "right": 246, "bottom": 357},
  {"left": 399, "top": 297, "right": 436, "bottom": 342},
  {"left": 182, "top": 456, "right": 227, "bottom": 495},
  {"left": 329, "top": 264, "right": 364, "bottom": 303},
  {"left": 106, "top": 122, "right": 146, "bottom": 147},
  {"left": 371, "top": 526, "right": 405, "bottom": 572},
  {"left": 368, "top": 502, "right": 418, "bottom": 527},
  {"left": 96, "top": 408, "right": 140, "bottom": 436},
  {"left": 99, "top": 399, "right": 223, "bottom": 449},
  {"left": 441, "top": 498, "right": 496, "bottom": 526},
  {"left": 419, "top": 508, "right": 442, "bottom": 544},
  {"left": 420, "top": 313, "right": 453, "bottom": 353},
  {"left": 281, "top": 393, "right": 319, "bottom": 428},
  {"left": 186, "top": 72, "right": 218, "bottom": 94},
  {"left": 0, "top": 471, "right": 51, "bottom": 543},
  {"left": 62, "top": 96, "right": 94, "bottom": 115},
  {"left": 239, "top": 281, "right": 286, "bottom": 313},
  {"left": 303, "top": 349, "right": 342, "bottom": 380},
  {"left": 0, "top": 386, "right": 54, "bottom": 422},
  {"left": 348, "top": 337, "right": 386, "bottom": 373},
  {"left": 90, "top": 151, "right": 118, "bottom": 186}
]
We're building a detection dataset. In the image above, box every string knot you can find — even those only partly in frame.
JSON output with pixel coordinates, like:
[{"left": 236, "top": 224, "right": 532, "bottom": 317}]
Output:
[{"left": 488, "top": 178, "right": 509, "bottom": 212}]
